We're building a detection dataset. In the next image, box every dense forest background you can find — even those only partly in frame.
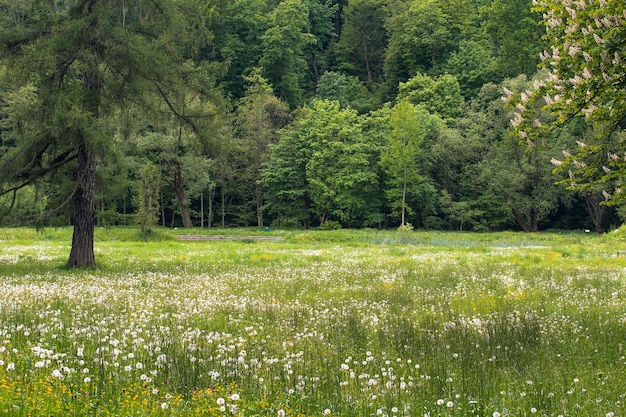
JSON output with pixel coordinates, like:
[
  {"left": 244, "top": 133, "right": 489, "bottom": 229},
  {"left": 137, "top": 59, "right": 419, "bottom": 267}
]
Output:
[{"left": 0, "top": 0, "right": 622, "bottom": 232}]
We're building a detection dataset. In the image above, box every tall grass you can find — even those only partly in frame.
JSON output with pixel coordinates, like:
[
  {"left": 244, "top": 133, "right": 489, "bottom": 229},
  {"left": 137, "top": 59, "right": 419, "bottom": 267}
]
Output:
[{"left": 0, "top": 227, "right": 625, "bottom": 416}]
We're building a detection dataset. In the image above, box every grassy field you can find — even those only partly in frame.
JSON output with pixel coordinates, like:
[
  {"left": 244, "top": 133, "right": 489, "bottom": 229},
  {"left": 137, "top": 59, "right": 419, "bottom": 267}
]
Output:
[{"left": 0, "top": 227, "right": 625, "bottom": 416}]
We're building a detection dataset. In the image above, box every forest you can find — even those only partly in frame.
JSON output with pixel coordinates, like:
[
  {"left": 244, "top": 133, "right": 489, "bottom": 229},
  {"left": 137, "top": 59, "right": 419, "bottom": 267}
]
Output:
[{"left": 1, "top": 0, "right": 625, "bottom": 243}]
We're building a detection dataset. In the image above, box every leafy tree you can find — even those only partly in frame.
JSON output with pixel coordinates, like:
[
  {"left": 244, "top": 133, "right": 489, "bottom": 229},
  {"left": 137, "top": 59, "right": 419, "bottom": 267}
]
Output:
[
  {"left": 380, "top": 99, "right": 441, "bottom": 226},
  {"left": 384, "top": 0, "right": 456, "bottom": 96},
  {"left": 439, "top": 189, "right": 482, "bottom": 231},
  {"left": 0, "top": 0, "right": 216, "bottom": 266},
  {"left": 484, "top": 76, "right": 569, "bottom": 232},
  {"left": 303, "top": 0, "right": 338, "bottom": 84},
  {"left": 508, "top": 0, "right": 626, "bottom": 207},
  {"left": 333, "top": 0, "right": 387, "bottom": 84},
  {"left": 397, "top": 72, "right": 464, "bottom": 123},
  {"left": 480, "top": 0, "right": 545, "bottom": 78},
  {"left": 304, "top": 100, "right": 381, "bottom": 225},
  {"left": 262, "top": 110, "right": 315, "bottom": 228},
  {"left": 263, "top": 100, "right": 381, "bottom": 227},
  {"left": 218, "top": 0, "right": 271, "bottom": 99},
  {"left": 315, "top": 71, "right": 374, "bottom": 112},
  {"left": 136, "top": 163, "right": 160, "bottom": 233},
  {"left": 443, "top": 39, "right": 497, "bottom": 99},
  {"left": 260, "top": 0, "right": 316, "bottom": 107},
  {"left": 234, "top": 68, "right": 289, "bottom": 227}
]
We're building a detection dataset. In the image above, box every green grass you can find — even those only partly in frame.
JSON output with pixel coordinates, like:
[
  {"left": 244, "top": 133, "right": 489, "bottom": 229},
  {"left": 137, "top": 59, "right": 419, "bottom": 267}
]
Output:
[{"left": 0, "top": 226, "right": 626, "bottom": 416}]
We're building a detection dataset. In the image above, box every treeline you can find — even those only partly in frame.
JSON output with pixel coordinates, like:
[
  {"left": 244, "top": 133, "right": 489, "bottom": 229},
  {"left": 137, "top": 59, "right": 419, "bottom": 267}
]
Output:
[{"left": 0, "top": 0, "right": 620, "bottom": 232}]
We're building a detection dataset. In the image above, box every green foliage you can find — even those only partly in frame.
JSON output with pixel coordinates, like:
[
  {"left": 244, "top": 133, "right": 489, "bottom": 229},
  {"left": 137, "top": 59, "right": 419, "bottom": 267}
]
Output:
[
  {"left": 317, "top": 219, "right": 342, "bottom": 230},
  {"left": 314, "top": 71, "right": 374, "bottom": 112},
  {"left": 136, "top": 163, "right": 161, "bottom": 233},
  {"left": 480, "top": 0, "right": 545, "bottom": 78},
  {"left": 509, "top": 0, "right": 626, "bottom": 207},
  {"left": 233, "top": 68, "right": 289, "bottom": 226},
  {"left": 263, "top": 100, "right": 382, "bottom": 227},
  {"left": 383, "top": 0, "right": 456, "bottom": 95},
  {"left": 480, "top": 75, "right": 570, "bottom": 232},
  {"left": 443, "top": 39, "right": 498, "bottom": 99},
  {"left": 217, "top": 0, "right": 272, "bottom": 99},
  {"left": 398, "top": 72, "right": 464, "bottom": 122},
  {"left": 381, "top": 99, "right": 442, "bottom": 226},
  {"left": 0, "top": 0, "right": 620, "bottom": 233},
  {"left": 0, "top": 185, "right": 47, "bottom": 226},
  {"left": 333, "top": 0, "right": 387, "bottom": 84},
  {"left": 260, "top": 0, "right": 316, "bottom": 107}
]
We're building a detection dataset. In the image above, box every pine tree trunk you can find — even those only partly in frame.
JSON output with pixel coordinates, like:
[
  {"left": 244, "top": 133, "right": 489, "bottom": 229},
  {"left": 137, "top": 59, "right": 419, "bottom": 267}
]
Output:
[{"left": 67, "top": 141, "right": 96, "bottom": 267}]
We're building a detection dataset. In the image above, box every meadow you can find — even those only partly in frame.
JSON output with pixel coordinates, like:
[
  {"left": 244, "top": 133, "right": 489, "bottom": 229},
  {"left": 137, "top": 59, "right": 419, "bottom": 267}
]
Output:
[{"left": 0, "top": 227, "right": 625, "bottom": 417}]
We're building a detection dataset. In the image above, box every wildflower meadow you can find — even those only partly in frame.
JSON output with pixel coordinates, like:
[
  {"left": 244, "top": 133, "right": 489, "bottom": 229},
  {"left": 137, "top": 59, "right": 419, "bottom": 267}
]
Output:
[{"left": 0, "top": 227, "right": 625, "bottom": 416}]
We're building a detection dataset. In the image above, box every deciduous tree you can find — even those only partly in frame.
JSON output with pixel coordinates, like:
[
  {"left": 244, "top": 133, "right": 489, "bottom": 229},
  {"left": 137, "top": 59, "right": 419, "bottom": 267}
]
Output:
[{"left": 508, "top": 0, "right": 626, "bottom": 206}]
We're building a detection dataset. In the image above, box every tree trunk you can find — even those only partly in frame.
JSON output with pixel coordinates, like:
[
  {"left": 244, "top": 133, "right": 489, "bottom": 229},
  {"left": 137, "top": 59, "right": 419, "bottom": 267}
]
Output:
[
  {"left": 256, "top": 183, "right": 263, "bottom": 227},
  {"left": 170, "top": 162, "right": 192, "bottom": 228},
  {"left": 584, "top": 193, "right": 605, "bottom": 233},
  {"left": 208, "top": 186, "right": 215, "bottom": 228},
  {"left": 510, "top": 205, "right": 531, "bottom": 233},
  {"left": 67, "top": 141, "right": 96, "bottom": 267},
  {"left": 200, "top": 189, "right": 204, "bottom": 228},
  {"left": 363, "top": 40, "right": 372, "bottom": 83},
  {"left": 221, "top": 188, "right": 226, "bottom": 228}
]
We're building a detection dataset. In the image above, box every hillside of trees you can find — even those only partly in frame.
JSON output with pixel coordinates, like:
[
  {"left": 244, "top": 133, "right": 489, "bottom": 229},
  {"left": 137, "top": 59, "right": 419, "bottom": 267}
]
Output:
[{"left": 1, "top": 0, "right": 624, "bottom": 246}]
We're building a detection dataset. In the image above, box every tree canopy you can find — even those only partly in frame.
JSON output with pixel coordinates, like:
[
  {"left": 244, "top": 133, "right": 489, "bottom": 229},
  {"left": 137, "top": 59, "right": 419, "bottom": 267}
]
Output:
[{"left": 1, "top": 0, "right": 624, "bottom": 263}]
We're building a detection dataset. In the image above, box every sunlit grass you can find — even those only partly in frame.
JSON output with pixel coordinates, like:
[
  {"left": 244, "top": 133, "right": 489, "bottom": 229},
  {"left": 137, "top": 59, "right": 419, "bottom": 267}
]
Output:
[{"left": 0, "top": 226, "right": 625, "bottom": 416}]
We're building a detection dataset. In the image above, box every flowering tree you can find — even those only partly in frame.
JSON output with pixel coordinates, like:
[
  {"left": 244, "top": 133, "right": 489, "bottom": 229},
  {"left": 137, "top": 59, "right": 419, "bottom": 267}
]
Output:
[{"left": 506, "top": 0, "right": 626, "bottom": 204}]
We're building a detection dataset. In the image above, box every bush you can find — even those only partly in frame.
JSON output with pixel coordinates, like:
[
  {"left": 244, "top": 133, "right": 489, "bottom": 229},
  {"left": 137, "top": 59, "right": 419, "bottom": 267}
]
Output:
[{"left": 318, "top": 220, "right": 342, "bottom": 230}]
